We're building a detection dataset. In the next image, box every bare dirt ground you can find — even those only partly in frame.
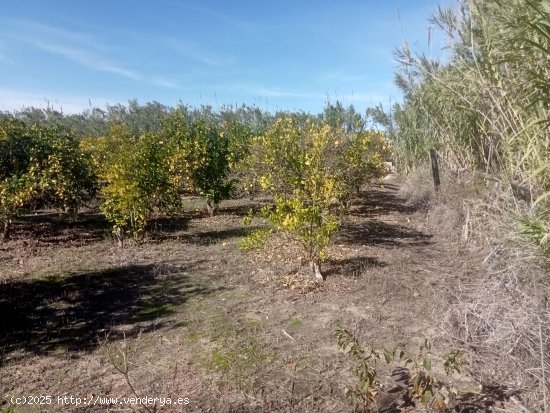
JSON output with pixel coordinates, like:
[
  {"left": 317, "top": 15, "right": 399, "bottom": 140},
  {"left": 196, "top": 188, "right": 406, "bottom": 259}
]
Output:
[{"left": 0, "top": 180, "right": 519, "bottom": 412}]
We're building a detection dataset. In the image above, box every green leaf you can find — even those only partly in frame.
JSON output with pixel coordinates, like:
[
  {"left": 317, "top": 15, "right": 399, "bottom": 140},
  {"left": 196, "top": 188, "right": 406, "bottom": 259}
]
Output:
[
  {"left": 422, "top": 358, "right": 432, "bottom": 371},
  {"left": 420, "top": 389, "right": 433, "bottom": 405}
]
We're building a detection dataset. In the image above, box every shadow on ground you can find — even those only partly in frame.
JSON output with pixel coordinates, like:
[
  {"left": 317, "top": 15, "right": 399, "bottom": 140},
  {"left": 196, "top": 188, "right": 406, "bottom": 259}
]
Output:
[
  {"left": 351, "top": 183, "right": 421, "bottom": 217},
  {"left": 0, "top": 261, "right": 224, "bottom": 359},
  {"left": 147, "top": 215, "right": 192, "bottom": 236},
  {"left": 374, "top": 369, "right": 520, "bottom": 412},
  {"left": 338, "top": 220, "right": 432, "bottom": 247},
  {"left": 157, "top": 225, "right": 265, "bottom": 245},
  {"left": 11, "top": 212, "right": 110, "bottom": 245},
  {"left": 326, "top": 255, "right": 387, "bottom": 277},
  {"left": 216, "top": 197, "right": 272, "bottom": 217},
  {"left": 9, "top": 208, "right": 261, "bottom": 246}
]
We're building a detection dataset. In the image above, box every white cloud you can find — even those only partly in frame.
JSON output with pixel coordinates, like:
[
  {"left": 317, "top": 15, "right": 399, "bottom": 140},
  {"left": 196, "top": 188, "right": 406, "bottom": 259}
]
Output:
[
  {"left": 11, "top": 20, "right": 102, "bottom": 49},
  {"left": 336, "top": 92, "right": 392, "bottom": 104},
  {"left": 238, "top": 85, "right": 394, "bottom": 106},
  {"left": 0, "top": 41, "right": 14, "bottom": 65},
  {"left": 32, "top": 41, "right": 140, "bottom": 80},
  {"left": 0, "top": 51, "right": 14, "bottom": 65},
  {"left": 169, "top": 3, "right": 265, "bottom": 34},
  {"left": 315, "top": 71, "right": 370, "bottom": 84},
  {"left": 6, "top": 20, "right": 140, "bottom": 80},
  {"left": 222, "top": 84, "right": 324, "bottom": 100},
  {"left": 0, "top": 88, "right": 112, "bottom": 114},
  {"left": 150, "top": 76, "right": 180, "bottom": 89},
  {"left": 253, "top": 87, "right": 323, "bottom": 99},
  {"left": 4, "top": 19, "right": 177, "bottom": 88},
  {"left": 168, "top": 38, "right": 229, "bottom": 67}
]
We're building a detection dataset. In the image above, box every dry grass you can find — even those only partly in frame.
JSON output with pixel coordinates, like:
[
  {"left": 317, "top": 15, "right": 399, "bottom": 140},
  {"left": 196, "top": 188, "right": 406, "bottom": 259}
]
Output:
[
  {"left": 399, "top": 170, "right": 550, "bottom": 412},
  {"left": 0, "top": 180, "right": 542, "bottom": 412},
  {"left": 397, "top": 165, "right": 435, "bottom": 211},
  {"left": 440, "top": 263, "right": 549, "bottom": 404}
]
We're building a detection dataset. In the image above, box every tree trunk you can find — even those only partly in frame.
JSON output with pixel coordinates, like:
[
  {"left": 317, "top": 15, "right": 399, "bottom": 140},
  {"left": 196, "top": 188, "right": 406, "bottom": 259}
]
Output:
[
  {"left": 309, "top": 260, "right": 324, "bottom": 281},
  {"left": 115, "top": 228, "right": 124, "bottom": 248},
  {"left": 1, "top": 219, "right": 10, "bottom": 243},
  {"left": 206, "top": 199, "right": 218, "bottom": 217},
  {"left": 67, "top": 203, "right": 77, "bottom": 215}
]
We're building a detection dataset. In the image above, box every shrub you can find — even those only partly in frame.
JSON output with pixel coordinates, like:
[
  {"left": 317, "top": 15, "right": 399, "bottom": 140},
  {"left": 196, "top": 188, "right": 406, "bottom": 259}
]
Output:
[
  {"left": 0, "top": 118, "right": 95, "bottom": 241},
  {"left": 96, "top": 125, "right": 179, "bottom": 245},
  {"left": 243, "top": 117, "right": 390, "bottom": 280}
]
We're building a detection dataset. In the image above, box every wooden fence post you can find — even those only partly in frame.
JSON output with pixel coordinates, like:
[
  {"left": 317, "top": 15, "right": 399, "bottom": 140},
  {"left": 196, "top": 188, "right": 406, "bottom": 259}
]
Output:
[{"left": 430, "top": 149, "right": 440, "bottom": 191}]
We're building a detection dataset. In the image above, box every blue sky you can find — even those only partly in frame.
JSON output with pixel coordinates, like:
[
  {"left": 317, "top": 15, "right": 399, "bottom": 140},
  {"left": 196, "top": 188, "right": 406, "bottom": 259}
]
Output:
[{"left": 0, "top": 1, "right": 449, "bottom": 114}]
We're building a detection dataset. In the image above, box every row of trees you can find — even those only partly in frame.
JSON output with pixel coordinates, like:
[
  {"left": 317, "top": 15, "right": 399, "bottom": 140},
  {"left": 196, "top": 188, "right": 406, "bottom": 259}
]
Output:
[
  {"left": 1, "top": 103, "right": 391, "bottom": 272},
  {"left": 1, "top": 100, "right": 367, "bottom": 140},
  {"left": 81, "top": 111, "right": 252, "bottom": 245}
]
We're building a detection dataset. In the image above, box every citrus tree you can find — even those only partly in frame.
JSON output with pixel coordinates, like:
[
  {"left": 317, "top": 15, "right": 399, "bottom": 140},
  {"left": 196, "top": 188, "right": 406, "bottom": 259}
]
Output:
[
  {"left": 0, "top": 119, "right": 37, "bottom": 240},
  {"left": 222, "top": 117, "right": 253, "bottom": 174},
  {"left": 31, "top": 125, "right": 96, "bottom": 213},
  {"left": 162, "top": 112, "right": 245, "bottom": 216},
  {"left": 188, "top": 120, "right": 233, "bottom": 215},
  {"left": 337, "top": 130, "right": 392, "bottom": 208},
  {"left": 91, "top": 125, "right": 179, "bottom": 245},
  {"left": 0, "top": 118, "right": 96, "bottom": 241},
  {"left": 0, "top": 174, "right": 36, "bottom": 242},
  {"left": 245, "top": 117, "right": 390, "bottom": 280}
]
